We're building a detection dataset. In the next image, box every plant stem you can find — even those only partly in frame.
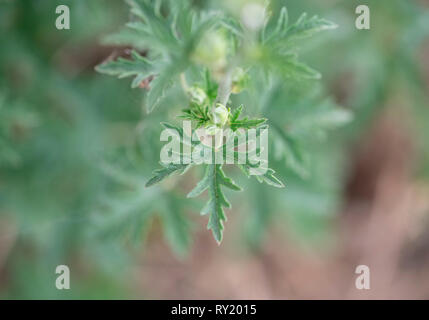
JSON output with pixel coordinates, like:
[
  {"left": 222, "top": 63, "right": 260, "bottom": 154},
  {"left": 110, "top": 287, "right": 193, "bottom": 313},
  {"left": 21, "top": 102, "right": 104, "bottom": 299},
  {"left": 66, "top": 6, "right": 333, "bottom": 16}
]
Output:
[
  {"left": 215, "top": 68, "right": 233, "bottom": 106},
  {"left": 180, "top": 72, "right": 189, "bottom": 93}
]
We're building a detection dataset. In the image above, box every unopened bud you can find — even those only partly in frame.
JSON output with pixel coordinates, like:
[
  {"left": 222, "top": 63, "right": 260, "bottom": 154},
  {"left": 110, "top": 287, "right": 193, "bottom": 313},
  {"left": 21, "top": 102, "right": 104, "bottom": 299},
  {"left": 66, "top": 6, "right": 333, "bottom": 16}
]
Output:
[
  {"left": 187, "top": 86, "right": 207, "bottom": 105},
  {"left": 213, "top": 103, "right": 229, "bottom": 127}
]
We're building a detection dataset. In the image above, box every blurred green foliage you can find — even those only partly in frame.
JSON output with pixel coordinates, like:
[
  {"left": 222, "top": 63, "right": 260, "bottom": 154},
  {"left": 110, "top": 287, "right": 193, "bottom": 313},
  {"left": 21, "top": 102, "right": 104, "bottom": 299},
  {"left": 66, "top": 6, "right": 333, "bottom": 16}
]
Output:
[{"left": 0, "top": 0, "right": 428, "bottom": 299}]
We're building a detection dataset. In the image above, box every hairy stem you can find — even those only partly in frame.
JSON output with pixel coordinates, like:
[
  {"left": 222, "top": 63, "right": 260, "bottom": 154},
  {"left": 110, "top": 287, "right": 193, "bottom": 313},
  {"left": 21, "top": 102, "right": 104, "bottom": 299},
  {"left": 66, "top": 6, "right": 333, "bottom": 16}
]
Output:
[
  {"left": 214, "top": 68, "right": 233, "bottom": 106},
  {"left": 180, "top": 72, "right": 189, "bottom": 93}
]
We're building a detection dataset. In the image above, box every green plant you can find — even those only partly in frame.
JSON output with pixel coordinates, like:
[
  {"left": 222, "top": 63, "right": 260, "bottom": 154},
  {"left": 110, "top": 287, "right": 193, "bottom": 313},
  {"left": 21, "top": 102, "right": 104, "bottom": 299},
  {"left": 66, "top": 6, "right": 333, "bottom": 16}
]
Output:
[{"left": 96, "top": 0, "right": 352, "bottom": 243}]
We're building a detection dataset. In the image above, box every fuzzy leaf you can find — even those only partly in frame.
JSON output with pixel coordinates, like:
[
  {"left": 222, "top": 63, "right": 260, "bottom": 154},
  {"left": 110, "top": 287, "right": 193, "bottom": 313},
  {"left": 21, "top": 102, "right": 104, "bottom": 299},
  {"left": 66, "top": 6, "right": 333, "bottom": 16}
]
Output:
[
  {"left": 265, "top": 8, "right": 337, "bottom": 45},
  {"left": 146, "top": 72, "right": 174, "bottom": 112},
  {"left": 126, "top": 0, "right": 177, "bottom": 51},
  {"left": 261, "top": 51, "right": 321, "bottom": 79},
  {"left": 101, "top": 28, "right": 149, "bottom": 50},
  {"left": 285, "top": 12, "right": 338, "bottom": 41},
  {"left": 230, "top": 118, "right": 267, "bottom": 131},
  {"left": 239, "top": 163, "right": 285, "bottom": 188},
  {"left": 188, "top": 164, "right": 241, "bottom": 243},
  {"left": 280, "top": 56, "right": 321, "bottom": 79},
  {"left": 271, "top": 121, "right": 309, "bottom": 178},
  {"left": 95, "top": 51, "right": 155, "bottom": 88},
  {"left": 229, "top": 105, "right": 267, "bottom": 131},
  {"left": 145, "top": 163, "right": 189, "bottom": 187}
]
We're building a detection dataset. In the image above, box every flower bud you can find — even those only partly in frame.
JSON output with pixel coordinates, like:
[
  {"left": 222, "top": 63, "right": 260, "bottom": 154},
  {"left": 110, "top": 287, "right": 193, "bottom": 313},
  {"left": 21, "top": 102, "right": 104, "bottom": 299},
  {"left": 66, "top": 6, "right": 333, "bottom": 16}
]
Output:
[
  {"left": 213, "top": 103, "right": 229, "bottom": 127},
  {"left": 187, "top": 86, "right": 207, "bottom": 105}
]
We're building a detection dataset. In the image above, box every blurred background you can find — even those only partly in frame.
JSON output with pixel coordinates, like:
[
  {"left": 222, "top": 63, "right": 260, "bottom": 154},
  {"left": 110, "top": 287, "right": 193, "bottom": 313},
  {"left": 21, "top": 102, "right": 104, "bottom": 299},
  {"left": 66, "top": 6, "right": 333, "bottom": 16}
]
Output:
[{"left": 1, "top": 0, "right": 429, "bottom": 299}]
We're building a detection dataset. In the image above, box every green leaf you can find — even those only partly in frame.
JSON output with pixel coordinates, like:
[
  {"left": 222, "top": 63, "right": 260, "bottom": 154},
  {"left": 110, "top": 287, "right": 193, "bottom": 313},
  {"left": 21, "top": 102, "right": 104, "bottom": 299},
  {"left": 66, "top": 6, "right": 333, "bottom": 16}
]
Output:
[
  {"left": 220, "top": 16, "right": 245, "bottom": 38},
  {"left": 264, "top": 8, "right": 337, "bottom": 45},
  {"left": 263, "top": 6, "right": 288, "bottom": 43},
  {"left": 126, "top": 21, "right": 178, "bottom": 53},
  {"left": 285, "top": 12, "right": 338, "bottom": 41},
  {"left": 186, "top": 168, "right": 210, "bottom": 198},
  {"left": 145, "top": 58, "right": 187, "bottom": 112},
  {"left": 280, "top": 56, "right": 321, "bottom": 79},
  {"left": 185, "top": 12, "right": 221, "bottom": 53},
  {"left": 229, "top": 105, "right": 267, "bottom": 131},
  {"left": 126, "top": 0, "right": 177, "bottom": 51},
  {"left": 239, "top": 163, "right": 285, "bottom": 188},
  {"left": 261, "top": 50, "right": 321, "bottom": 79},
  {"left": 203, "top": 68, "right": 219, "bottom": 101},
  {"left": 95, "top": 51, "right": 155, "bottom": 88},
  {"left": 260, "top": 7, "right": 337, "bottom": 80},
  {"left": 145, "top": 72, "right": 174, "bottom": 112},
  {"left": 160, "top": 122, "right": 200, "bottom": 147},
  {"left": 256, "top": 168, "right": 285, "bottom": 188},
  {"left": 291, "top": 107, "right": 353, "bottom": 137},
  {"left": 230, "top": 118, "right": 267, "bottom": 131},
  {"left": 99, "top": 1, "right": 222, "bottom": 112},
  {"left": 145, "top": 163, "right": 190, "bottom": 187},
  {"left": 271, "top": 121, "right": 309, "bottom": 178},
  {"left": 275, "top": 7, "right": 289, "bottom": 35},
  {"left": 188, "top": 164, "right": 241, "bottom": 243},
  {"left": 230, "top": 104, "right": 243, "bottom": 123},
  {"left": 101, "top": 28, "right": 149, "bottom": 50}
]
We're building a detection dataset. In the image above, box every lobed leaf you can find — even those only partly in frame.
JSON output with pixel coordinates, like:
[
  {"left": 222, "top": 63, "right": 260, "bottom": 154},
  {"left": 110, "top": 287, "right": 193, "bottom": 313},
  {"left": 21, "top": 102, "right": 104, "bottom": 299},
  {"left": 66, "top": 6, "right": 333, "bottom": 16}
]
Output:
[
  {"left": 145, "top": 163, "right": 190, "bottom": 187},
  {"left": 188, "top": 164, "right": 241, "bottom": 243},
  {"left": 285, "top": 13, "right": 338, "bottom": 41},
  {"left": 239, "top": 162, "right": 285, "bottom": 188},
  {"left": 95, "top": 51, "right": 155, "bottom": 88},
  {"left": 229, "top": 105, "right": 267, "bottom": 131},
  {"left": 264, "top": 8, "right": 337, "bottom": 45}
]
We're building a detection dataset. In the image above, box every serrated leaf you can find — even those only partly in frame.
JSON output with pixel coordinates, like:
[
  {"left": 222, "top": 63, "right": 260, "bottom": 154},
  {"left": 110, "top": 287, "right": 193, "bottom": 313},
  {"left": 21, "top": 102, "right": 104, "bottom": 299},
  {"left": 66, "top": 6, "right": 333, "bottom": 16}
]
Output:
[
  {"left": 272, "top": 122, "right": 309, "bottom": 178},
  {"left": 260, "top": 6, "right": 336, "bottom": 80},
  {"left": 239, "top": 163, "right": 285, "bottom": 188},
  {"left": 275, "top": 7, "right": 289, "bottom": 35},
  {"left": 218, "top": 169, "right": 242, "bottom": 191},
  {"left": 264, "top": 8, "right": 337, "bottom": 45},
  {"left": 145, "top": 72, "right": 173, "bottom": 112},
  {"left": 184, "top": 12, "right": 221, "bottom": 53},
  {"left": 188, "top": 164, "right": 241, "bottom": 243},
  {"left": 161, "top": 122, "right": 200, "bottom": 147},
  {"left": 262, "top": 51, "right": 321, "bottom": 79},
  {"left": 145, "top": 163, "right": 189, "bottom": 187},
  {"left": 187, "top": 166, "right": 210, "bottom": 198},
  {"left": 99, "top": 0, "right": 222, "bottom": 111},
  {"left": 281, "top": 56, "right": 321, "bottom": 79},
  {"left": 230, "top": 104, "right": 243, "bottom": 123},
  {"left": 230, "top": 118, "right": 267, "bottom": 131},
  {"left": 255, "top": 169, "right": 285, "bottom": 188},
  {"left": 101, "top": 28, "right": 148, "bottom": 50},
  {"left": 285, "top": 13, "right": 338, "bottom": 41},
  {"left": 291, "top": 108, "right": 353, "bottom": 136},
  {"left": 95, "top": 51, "right": 155, "bottom": 88},
  {"left": 145, "top": 58, "right": 187, "bottom": 112},
  {"left": 126, "top": 0, "right": 177, "bottom": 51},
  {"left": 229, "top": 105, "right": 267, "bottom": 131},
  {"left": 263, "top": 6, "right": 288, "bottom": 43},
  {"left": 272, "top": 98, "right": 353, "bottom": 138}
]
